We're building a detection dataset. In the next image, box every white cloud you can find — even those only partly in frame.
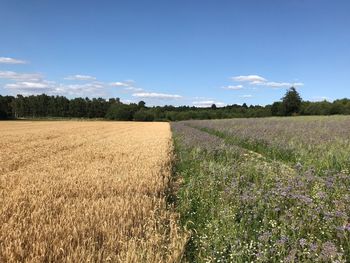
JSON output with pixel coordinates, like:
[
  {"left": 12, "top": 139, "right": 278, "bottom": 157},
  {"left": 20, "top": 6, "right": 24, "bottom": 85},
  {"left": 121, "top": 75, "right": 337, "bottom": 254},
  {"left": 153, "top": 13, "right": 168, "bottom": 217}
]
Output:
[
  {"left": 110, "top": 81, "right": 143, "bottom": 92},
  {"left": 110, "top": 81, "right": 144, "bottom": 94},
  {"left": 232, "top": 75, "right": 266, "bottom": 83},
  {"left": 64, "top": 74, "right": 96, "bottom": 81},
  {"left": 260, "top": 81, "right": 304, "bottom": 88},
  {"left": 194, "top": 96, "right": 212, "bottom": 100},
  {"left": 5, "top": 79, "right": 106, "bottom": 97},
  {"left": 4, "top": 80, "right": 57, "bottom": 95},
  {"left": 231, "top": 74, "right": 304, "bottom": 88},
  {"left": 0, "top": 57, "right": 27, "bottom": 64},
  {"left": 240, "top": 94, "right": 253, "bottom": 98},
  {"left": 0, "top": 71, "right": 42, "bottom": 81},
  {"left": 222, "top": 85, "right": 243, "bottom": 90},
  {"left": 132, "top": 92, "right": 182, "bottom": 99},
  {"left": 5, "top": 81, "right": 50, "bottom": 89},
  {"left": 110, "top": 81, "right": 130, "bottom": 87},
  {"left": 1, "top": 68, "right": 188, "bottom": 103},
  {"left": 124, "top": 86, "right": 143, "bottom": 92},
  {"left": 2, "top": 71, "right": 139, "bottom": 98},
  {"left": 56, "top": 82, "right": 105, "bottom": 96},
  {"left": 293, "top": 82, "right": 304, "bottom": 87},
  {"left": 192, "top": 100, "right": 226, "bottom": 107}
]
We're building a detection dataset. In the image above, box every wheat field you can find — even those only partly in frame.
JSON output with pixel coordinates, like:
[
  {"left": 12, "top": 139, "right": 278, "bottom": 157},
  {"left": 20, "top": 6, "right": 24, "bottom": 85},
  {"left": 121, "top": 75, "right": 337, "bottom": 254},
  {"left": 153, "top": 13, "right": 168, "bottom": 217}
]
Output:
[{"left": 0, "top": 121, "right": 187, "bottom": 262}]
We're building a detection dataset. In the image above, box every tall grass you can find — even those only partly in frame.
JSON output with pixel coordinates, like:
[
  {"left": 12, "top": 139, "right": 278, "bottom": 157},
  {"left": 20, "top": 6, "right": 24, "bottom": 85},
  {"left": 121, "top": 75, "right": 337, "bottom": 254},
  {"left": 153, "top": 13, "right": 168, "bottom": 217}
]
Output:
[
  {"left": 186, "top": 116, "right": 350, "bottom": 173},
  {"left": 172, "top": 118, "right": 350, "bottom": 262}
]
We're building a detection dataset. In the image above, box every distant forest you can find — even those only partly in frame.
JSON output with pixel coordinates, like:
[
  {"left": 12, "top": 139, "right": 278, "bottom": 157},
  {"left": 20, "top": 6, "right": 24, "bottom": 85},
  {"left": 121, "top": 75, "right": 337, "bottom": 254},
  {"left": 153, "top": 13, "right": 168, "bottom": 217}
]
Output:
[{"left": 1, "top": 88, "right": 350, "bottom": 121}]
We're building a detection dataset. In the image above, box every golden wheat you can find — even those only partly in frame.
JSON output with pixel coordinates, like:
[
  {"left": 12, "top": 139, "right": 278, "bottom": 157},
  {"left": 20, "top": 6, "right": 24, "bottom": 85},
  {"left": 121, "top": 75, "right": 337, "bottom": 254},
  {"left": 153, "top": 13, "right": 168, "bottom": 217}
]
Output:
[{"left": 0, "top": 121, "right": 187, "bottom": 262}]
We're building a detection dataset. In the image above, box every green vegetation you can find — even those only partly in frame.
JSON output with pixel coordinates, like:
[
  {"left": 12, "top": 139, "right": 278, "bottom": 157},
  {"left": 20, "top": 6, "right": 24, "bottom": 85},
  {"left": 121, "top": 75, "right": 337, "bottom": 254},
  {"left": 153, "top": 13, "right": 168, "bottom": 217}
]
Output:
[
  {"left": 3, "top": 88, "right": 350, "bottom": 120},
  {"left": 187, "top": 116, "right": 350, "bottom": 173},
  {"left": 172, "top": 116, "right": 350, "bottom": 262},
  {"left": 272, "top": 87, "right": 302, "bottom": 116}
]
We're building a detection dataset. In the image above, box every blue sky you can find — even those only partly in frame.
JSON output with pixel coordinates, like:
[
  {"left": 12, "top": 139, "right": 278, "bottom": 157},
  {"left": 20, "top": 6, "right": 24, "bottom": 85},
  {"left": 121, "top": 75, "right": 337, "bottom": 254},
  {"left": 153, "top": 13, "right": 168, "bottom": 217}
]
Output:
[{"left": 0, "top": 0, "right": 349, "bottom": 106}]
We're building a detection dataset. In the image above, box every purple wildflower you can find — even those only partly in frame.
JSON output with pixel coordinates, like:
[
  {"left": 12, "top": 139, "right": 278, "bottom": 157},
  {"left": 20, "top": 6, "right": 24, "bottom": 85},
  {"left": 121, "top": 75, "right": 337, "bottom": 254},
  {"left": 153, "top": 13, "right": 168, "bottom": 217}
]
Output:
[
  {"left": 320, "top": 241, "right": 338, "bottom": 260},
  {"left": 299, "top": 238, "right": 307, "bottom": 248}
]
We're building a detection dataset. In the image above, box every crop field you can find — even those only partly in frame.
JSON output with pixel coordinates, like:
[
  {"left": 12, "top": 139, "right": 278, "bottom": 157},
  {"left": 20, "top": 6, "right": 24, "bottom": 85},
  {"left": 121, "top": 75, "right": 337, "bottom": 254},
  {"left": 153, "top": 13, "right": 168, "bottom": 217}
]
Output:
[
  {"left": 1, "top": 117, "right": 349, "bottom": 263},
  {"left": 0, "top": 121, "right": 187, "bottom": 262},
  {"left": 172, "top": 116, "right": 350, "bottom": 262}
]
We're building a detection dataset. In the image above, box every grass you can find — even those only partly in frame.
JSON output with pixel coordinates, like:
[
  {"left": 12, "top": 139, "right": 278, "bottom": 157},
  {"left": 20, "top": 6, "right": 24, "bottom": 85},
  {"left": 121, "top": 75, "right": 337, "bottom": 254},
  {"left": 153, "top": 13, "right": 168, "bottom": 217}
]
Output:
[
  {"left": 185, "top": 116, "right": 350, "bottom": 173},
  {"left": 194, "top": 125, "right": 298, "bottom": 164},
  {"left": 171, "top": 117, "right": 350, "bottom": 262}
]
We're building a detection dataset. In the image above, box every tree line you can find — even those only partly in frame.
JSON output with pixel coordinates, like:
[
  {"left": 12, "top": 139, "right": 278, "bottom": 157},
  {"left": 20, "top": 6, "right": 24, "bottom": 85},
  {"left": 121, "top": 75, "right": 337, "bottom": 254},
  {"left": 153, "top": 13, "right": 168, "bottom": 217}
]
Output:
[{"left": 1, "top": 88, "right": 350, "bottom": 121}]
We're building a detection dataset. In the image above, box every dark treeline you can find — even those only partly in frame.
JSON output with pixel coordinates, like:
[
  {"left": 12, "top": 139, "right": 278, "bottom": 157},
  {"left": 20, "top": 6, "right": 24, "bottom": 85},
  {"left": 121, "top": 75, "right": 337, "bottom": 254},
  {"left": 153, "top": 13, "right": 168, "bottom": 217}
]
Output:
[{"left": 1, "top": 88, "right": 350, "bottom": 121}]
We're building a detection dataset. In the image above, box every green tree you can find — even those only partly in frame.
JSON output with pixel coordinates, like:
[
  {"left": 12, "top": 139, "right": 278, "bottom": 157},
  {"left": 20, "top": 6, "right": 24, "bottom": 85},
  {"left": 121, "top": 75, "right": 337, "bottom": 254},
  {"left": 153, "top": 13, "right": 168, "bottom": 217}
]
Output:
[
  {"left": 0, "top": 95, "right": 14, "bottom": 119},
  {"left": 271, "top": 101, "right": 283, "bottom": 116},
  {"left": 69, "top": 98, "right": 87, "bottom": 117},
  {"left": 105, "top": 104, "right": 136, "bottom": 120},
  {"left": 138, "top": 100, "right": 146, "bottom": 108},
  {"left": 281, "top": 87, "right": 302, "bottom": 116},
  {"left": 134, "top": 109, "right": 154, "bottom": 121}
]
